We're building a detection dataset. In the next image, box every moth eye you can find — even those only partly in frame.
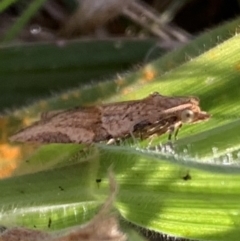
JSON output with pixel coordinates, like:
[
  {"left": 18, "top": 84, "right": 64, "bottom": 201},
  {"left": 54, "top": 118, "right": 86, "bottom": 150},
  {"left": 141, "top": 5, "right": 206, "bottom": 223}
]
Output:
[{"left": 181, "top": 109, "right": 194, "bottom": 123}]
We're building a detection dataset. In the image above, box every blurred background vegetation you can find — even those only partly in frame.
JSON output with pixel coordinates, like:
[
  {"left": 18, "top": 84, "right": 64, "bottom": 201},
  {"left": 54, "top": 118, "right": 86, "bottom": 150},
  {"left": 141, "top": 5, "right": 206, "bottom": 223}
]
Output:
[{"left": 1, "top": 0, "right": 240, "bottom": 111}]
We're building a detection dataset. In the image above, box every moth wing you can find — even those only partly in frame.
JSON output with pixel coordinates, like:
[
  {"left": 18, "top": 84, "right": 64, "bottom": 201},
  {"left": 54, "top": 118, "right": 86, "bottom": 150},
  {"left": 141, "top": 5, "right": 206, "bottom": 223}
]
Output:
[
  {"left": 9, "top": 125, "right": 95, "bottom": 144},
  {"left": 10, "top": 106, "right": 104, "bottom": 144},
  {"left": 47, "top": 106, "right": 102, "bottom": 127}
]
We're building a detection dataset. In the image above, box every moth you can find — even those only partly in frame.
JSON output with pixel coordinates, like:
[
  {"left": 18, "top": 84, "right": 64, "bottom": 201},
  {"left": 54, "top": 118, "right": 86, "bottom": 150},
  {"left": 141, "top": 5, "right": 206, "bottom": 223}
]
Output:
[{"left": 9, "top": 92, "right": 210, "bottom": 144}]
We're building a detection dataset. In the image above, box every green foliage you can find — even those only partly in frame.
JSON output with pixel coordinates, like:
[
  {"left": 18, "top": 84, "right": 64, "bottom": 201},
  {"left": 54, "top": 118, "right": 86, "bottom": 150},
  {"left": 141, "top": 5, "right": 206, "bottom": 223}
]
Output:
[{"left": 0, "top": 38, "right": 158, "bottom": 110}]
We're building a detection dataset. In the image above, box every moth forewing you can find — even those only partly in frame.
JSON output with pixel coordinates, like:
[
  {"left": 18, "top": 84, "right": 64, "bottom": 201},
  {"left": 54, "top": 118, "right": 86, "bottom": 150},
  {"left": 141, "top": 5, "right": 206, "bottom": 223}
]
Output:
[
  {"left": 9, "top": 92, "right": 210, "bottom": 144},
  {"left": 10, "top": 106, "right": 104, "bottom": 144}
]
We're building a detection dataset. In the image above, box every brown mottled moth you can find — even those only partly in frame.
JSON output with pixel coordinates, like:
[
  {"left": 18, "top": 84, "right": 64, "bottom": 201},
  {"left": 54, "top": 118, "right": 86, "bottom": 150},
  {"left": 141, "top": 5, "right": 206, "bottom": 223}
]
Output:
[{"left": 9, "top": 92, "right": 210, "bottom": 144}]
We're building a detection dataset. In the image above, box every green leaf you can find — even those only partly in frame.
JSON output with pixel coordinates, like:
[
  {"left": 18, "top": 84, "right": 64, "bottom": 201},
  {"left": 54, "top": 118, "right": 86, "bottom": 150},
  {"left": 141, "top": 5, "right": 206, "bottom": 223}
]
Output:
[{"left": 0, "top": 38, "right": 159, "bottom": 110}]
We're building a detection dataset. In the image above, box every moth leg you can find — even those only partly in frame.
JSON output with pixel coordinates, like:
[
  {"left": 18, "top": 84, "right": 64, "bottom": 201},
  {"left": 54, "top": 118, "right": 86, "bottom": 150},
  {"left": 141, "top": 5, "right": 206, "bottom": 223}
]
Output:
[
  {"left": 168, "top": 122, "right": 182, "bottom": 141},
  {"left": 130, "top": 131, "right": 138, "bottom": 142},
  {"left": 138, "top": 122, "right": 169, "bottom": 140},
  {"left": 174, "top": 123, "right": 182, "bottom": 140},
  {"left": 168, "top": 130, "right": 173, "bottom": 141}
]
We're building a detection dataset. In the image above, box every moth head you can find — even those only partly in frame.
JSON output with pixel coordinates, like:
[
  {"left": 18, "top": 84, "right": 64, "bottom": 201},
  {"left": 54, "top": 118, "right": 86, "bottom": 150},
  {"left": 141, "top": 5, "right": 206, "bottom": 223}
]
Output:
[{"left": 180, "top": 107, "right": 210, "bottom": 124}]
